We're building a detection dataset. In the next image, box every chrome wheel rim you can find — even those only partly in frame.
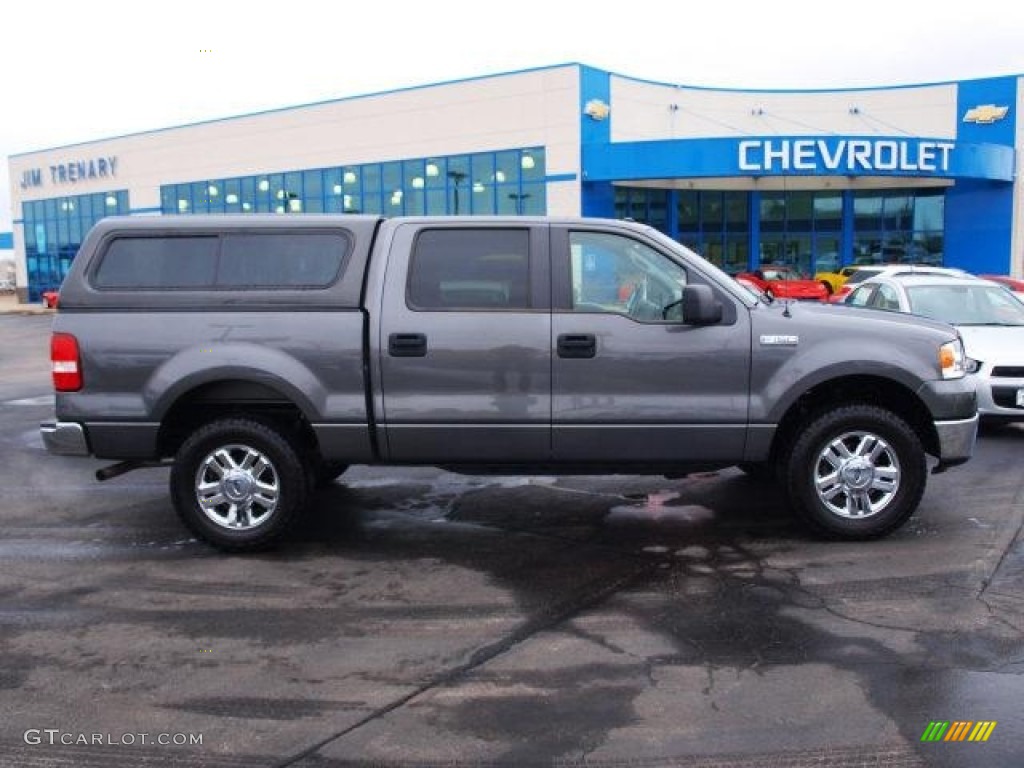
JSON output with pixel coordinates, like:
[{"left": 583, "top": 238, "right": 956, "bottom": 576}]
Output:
[
  {"left": 194, "top": 444, "right": 279, "bottom": 530},
  {"left": 814, "top": 430, "right": 900, "bottom": 519}
]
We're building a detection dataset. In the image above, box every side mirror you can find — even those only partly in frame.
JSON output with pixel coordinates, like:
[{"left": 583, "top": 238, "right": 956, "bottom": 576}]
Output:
[{"left": 681, "top": 284, "right": 723, "bottom": 325}]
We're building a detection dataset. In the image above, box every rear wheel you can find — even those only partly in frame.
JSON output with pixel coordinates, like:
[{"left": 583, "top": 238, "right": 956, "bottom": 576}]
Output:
[
  {"left": 170, "top": 418, "right": 309, "bottom": 552},
  {"left": 313, "top": 460, "right": 350, "bottom": 488},
  {"left": 783, "top": 405, "right": 926, "bottom": 539}
]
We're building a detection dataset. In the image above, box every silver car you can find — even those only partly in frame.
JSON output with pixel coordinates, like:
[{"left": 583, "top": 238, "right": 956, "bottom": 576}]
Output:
[{"left": 846, "top": 274, "right": 1024, "bottom": 420}]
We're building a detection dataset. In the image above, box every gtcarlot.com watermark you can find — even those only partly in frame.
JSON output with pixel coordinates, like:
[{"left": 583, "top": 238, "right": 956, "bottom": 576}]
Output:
[{"left": 24, "top": 729, "right": 203, "bottom": 747}]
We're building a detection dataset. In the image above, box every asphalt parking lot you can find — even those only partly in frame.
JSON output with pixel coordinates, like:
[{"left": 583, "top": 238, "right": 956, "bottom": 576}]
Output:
[{"left": 0, "top": 311, "right": 1021, "bottom": 768}]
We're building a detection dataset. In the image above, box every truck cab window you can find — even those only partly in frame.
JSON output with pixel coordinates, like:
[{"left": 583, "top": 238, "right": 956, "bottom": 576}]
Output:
[
  {"left": 569, "top": 231, "right": 687, "bottom": 322},
  {"left": 408, "top": 228, "right": 530, "bottom": 310}
]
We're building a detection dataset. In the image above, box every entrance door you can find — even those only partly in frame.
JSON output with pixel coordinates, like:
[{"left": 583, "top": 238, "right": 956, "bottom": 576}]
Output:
[{"left": 550, "top": 226, "right": 751, "bottom": 464}]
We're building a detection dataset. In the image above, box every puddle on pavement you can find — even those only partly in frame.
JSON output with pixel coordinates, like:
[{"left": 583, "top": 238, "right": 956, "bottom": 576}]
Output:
[{"left": 605, "top": 490, "right": 715, "bottom": 527}]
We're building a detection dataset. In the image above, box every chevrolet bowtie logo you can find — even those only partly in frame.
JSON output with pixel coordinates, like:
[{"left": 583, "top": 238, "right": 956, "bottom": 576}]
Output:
[
  {"left": 963, "top": 104, "right": 1009, "bottom": 124},
  {"left": 583, "top": 99, "right": 611, "bottom": 121}
]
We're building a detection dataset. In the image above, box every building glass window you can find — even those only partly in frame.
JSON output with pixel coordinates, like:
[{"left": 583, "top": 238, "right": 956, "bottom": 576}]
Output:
[
  {"left": 677, "top": 191, "right": 698, "bottom": 231},
  {"left": 672, "top": 190, "right": 749, "bottom": 274},
  {"left": 852, "top": 190, "right": 944, "bottom": 265},
  {"left": 362, "top": 165, "right": 382, "bottom": 214},
  {"left": 813, "top": 194, "right": 842, "bottom": 231},
  {"left": 22, "top": 190, "right": 129, "bottom": 302},
  {"left": 854, "top": 194, "right": 883, "bottom": 231},
  {"left": 759, "top": 194, "right": 786, "bottom": 233},
  {"left": 613, "top": 188, "right": 669, "bottom": 232},
  {"left": 159, "top": 147, "right": 547, "bottom": 222},
  {"left": 725, "top": 194, "right": 748, "bottom": 233},
  {"left": 786, "top": 192, "right": 814, "bottom": 231},
  {"left": 617, "top": 187, "right": 946, "bottom": 276},
  {"left": 756, "top": 191, "right": 843, "bottom": 275}
]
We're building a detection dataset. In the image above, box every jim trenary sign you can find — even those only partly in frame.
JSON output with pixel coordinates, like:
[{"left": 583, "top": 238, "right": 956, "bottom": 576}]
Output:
[{"left": 738, "top": 138, "right": 954, "bottom": 173}]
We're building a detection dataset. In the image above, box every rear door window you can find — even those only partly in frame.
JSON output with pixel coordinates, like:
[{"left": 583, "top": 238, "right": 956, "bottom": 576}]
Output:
[{"left": 408, "top": 229, "right": 530, "bottom": 310}]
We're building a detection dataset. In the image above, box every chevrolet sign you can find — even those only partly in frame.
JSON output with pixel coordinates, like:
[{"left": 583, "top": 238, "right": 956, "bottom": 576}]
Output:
[
  {"left": 963, "top": 104, "right": 1009, "bottom": 124},
  {"left": 738, "top": 139, "right": 954, "bottom": 173}
]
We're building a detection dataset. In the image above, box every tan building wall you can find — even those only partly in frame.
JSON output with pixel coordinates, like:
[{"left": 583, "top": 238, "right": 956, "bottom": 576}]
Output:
[
  {"left": 609, "top": 75, "right": 958, "bottom": 142},
  {"left": 8, "top": 66, "right": 584, "bottom": 295}
]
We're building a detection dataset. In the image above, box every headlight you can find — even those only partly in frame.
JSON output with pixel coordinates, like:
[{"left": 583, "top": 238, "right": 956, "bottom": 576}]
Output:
[
  {"left": 964, "top": 357, "right": 982, "bottom": 374},
  {"left": 939, "top": 339, "right": 966, "bottom": 379}
]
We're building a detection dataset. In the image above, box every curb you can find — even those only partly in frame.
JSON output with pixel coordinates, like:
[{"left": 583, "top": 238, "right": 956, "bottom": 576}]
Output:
[{"left": 0, "top": 306, "right": 53, "bottom": 316}]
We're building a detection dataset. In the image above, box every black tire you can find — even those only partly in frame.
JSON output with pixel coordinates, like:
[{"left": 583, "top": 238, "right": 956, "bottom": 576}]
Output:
[
  {"left": 170, "top": 418, "right": 309, "bottom": 552},
  {"left": 737, "top": 461, "right": 777, "bottom": 483},
  {"left": 313, "top": 460, "right": 350, "bottom": 488},
  {"left": 783, "top": 405, "right": 926, "bottom": 540}
]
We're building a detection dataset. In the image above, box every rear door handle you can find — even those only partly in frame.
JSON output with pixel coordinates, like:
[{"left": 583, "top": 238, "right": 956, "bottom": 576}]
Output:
[
  {"left": 388, "top": 332, "right": 427, "bottom": 357},
  {"left": 557, "top": 333, "right": 596, "bottom": 359}
]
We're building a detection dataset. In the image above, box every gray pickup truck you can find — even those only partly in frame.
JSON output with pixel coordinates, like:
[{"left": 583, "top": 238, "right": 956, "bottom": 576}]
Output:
[{"left": 41, "top": 215, "right": 977, "bottom": 550}]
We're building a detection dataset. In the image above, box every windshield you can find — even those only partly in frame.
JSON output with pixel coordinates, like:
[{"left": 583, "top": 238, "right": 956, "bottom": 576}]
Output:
[{"left": 906, "top": 284, "right": 1024, "bottom": 326}]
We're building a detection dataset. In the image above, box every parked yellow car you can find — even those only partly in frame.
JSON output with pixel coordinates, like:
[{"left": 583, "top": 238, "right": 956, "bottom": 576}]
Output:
[{"left": 813, "top": 266, "right": 862, "bottom": 295}]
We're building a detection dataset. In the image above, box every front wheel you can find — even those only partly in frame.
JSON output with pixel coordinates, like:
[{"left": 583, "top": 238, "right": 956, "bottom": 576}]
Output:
[
  {"left": 783, "top": 405, "right": 926, "bottom": 539},
  {"left": 170, "top": 418, "right": 310, "bottom": 552}
]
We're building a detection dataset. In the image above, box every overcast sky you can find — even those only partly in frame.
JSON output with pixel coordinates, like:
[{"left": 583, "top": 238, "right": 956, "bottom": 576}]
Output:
[{"left": 4, "top": 0, "right": 1024, "bottom": 231}]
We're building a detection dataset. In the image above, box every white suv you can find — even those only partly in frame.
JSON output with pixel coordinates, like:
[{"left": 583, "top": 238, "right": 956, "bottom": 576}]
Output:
[
  {"left": 845, "top": 274, "right": 1024, "bottom": 421},
  {"left": 829, "top": 265, "right": 968, "bottom": 303}
]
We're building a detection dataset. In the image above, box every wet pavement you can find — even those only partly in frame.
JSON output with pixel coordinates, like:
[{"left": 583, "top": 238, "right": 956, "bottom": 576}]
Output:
[{"left": 0, "top": 313, "right": 1022, "bottom": 767}]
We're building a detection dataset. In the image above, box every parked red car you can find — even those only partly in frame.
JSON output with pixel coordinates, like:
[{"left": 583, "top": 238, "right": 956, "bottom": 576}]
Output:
[
  {"left": 42, "top": 290, "right": 60, "bottom": 309},
  {"left": 979, "top": 274, "right": 1024, "bottom": 299},
  {"left": 735, "top": 265, "right": 828, "bottom": 301}
]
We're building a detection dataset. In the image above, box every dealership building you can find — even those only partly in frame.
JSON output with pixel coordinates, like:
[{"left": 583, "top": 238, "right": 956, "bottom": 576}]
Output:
[{"left": 6, "top": 63, "right": 1022, "bottom": 303}]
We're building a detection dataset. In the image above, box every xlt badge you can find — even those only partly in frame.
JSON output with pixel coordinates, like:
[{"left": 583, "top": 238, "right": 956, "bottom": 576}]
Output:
[{"left": 760, "top": 334, "right": 799, "bottom": 346}]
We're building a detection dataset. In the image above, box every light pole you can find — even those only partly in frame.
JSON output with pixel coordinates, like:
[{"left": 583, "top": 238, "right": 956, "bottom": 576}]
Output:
[
  {"left": 508, "top": 192, "right": 531, "bottom": 215},
  {"left": 447, "top": 170, "right": 467, "bottom": 215}
]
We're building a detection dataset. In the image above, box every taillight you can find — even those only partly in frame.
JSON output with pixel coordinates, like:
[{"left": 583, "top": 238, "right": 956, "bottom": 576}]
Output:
[{"left": 51, "top": 333, "right": 83, "bottom": 392}]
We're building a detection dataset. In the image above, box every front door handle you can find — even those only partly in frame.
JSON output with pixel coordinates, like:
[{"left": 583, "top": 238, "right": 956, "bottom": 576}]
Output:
[
  {"left": 389, "top": 333, "right": 427, "bottom": 357},
  {"left": 557, "top": 333, "right": 596, "bottom": 359}
]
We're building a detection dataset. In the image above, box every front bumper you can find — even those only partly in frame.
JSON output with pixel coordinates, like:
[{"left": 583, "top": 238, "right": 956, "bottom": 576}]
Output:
[
  {"left": 977, "top": 369, "right": 1024, "bottom": 420},
  {"left": 933, "top": 414, "right": 978, "bottom": 468},
  {"left": 40, "top": 421, "right": 90, "bottom": 456}
]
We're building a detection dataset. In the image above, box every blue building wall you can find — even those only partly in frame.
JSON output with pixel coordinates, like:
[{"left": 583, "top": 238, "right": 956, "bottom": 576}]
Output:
[
  {"left": 578, "top": 66, "right": 616, "bottom": 220},
  {"left": 944, "top": 76, "right": 1018, "bottom": 275}
]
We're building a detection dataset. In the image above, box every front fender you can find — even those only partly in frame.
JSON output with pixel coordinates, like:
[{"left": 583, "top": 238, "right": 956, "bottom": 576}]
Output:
[{"left": 748, "top": 305, "right": 960, "bottom": 424}]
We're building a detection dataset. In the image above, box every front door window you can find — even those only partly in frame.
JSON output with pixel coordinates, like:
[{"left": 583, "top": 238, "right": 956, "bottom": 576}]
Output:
[{"left": 569, "top": 231, "right": 686, "bottom": 323}]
